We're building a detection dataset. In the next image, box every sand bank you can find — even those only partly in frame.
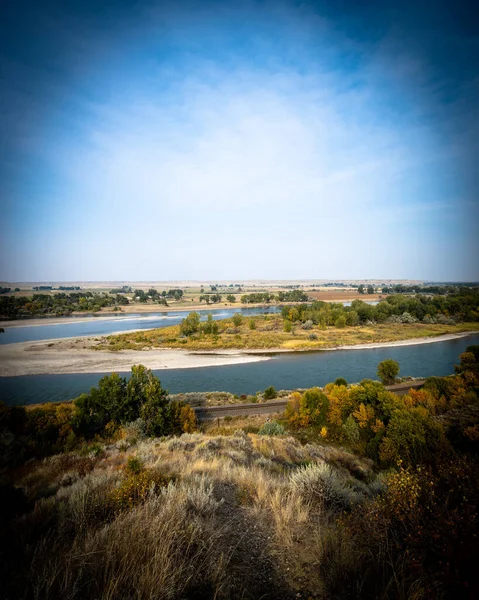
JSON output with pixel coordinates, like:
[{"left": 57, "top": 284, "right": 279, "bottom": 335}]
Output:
[
  {"left": 0, "top": 340, "right": 270, "bottom": 377},
  {"left": 0, "top": 331, "right": 476, "bottom": 377}
]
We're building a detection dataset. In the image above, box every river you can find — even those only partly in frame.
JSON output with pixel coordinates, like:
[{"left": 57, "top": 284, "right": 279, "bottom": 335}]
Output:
[
  {"left": 0, "top": 306, "right": 282, "bottom": 345},
  {"left": 1, "top": 333, "right": 477, "bottom": 406},
  {"left": 0, "top": 301, "right": 378, "bottom": 345}
]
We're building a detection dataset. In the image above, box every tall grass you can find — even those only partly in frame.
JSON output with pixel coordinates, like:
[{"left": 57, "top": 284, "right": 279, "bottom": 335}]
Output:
[{"left": 3, "top": 431, "right": 419, "bottom": 599}]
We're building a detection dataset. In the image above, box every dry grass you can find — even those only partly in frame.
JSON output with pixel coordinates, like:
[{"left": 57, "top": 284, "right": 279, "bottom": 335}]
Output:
[
  {"left": 5, "top": 430, "right": 385, "bottom": 599},
  {"left": 96, "top": 319, "right": 479, "bottom": 351}
]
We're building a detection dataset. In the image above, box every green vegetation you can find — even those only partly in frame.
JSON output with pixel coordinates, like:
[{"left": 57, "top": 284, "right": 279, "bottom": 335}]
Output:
[
  {"left": 281, "top": 288, "right": 479, "bottom": 326},
  {"left": 263, "top": 385, "right": 277, "bottom": 400},
  {"left": 240, "top": 289, "right": 308, "bottom": 303},
  {"left": 1, "top": 350, "right": 478, "bottom": 598},
  {"left": 90, "top": 289, "right": 479, "bottom": 352},
  {"left": 0, "top": 366, "right": 197, "bottom": 468},
  {"left": 376, "top": 358, "right": 400, "bottom": 385},
  {"left": 0, "top": 291, "right": 129, "bottom": 318},
  {"left": 98, "top": 316, "right": 479, "bottom": 352}
]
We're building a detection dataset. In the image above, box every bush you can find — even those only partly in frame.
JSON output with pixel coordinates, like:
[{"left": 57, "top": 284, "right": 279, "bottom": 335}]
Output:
[
  {"left": 248, "top": 318, "right": 256, "bottom": 330},
  {"left": 376, "top": 359, "right": 400, "bottom": 385},
  {"left": 283, "top": 319, "right": 292, "bottom": 333},
  {"left": 290, "top": 463, "right": 364, "bottom": 511},
  {"left": 258, "top": 421, "right": 285, "bottom": 436},
  {"left": 335, "top": 315, "right": 347, "bottom": 328},
  {"left": 110, "top": 470, "right": 172, "bottom": 511},
  {"left": 308, "top": 333, "right": 318, "bottom": 340},
  {"left": 232, "top": 313, "right": 243, "bottom": 327},
  {"left": 301, "top": 320, "right": 313, "bottom": 330},
  {"left": 179, "top": 312, "right": 201, "bottom": 336},
  {"left": 334, "top": 377, "right": 347, "bottom": 387},
  {"left": 126, "top": 456, "right": 143, "bottom": 474},
  {"left": 379, "top": 408, "right": 448, "bottom": 466},
  {"left": 263, "top": 386, "right": 277, "bottom": 400}
]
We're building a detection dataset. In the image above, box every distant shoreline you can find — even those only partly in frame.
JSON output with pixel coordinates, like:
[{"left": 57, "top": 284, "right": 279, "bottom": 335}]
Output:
[
  {"left": 0, "top": 330, "right": 476, "bottom": 378},
  {"left": 0, "top": 293, "right": 383, "bottom": 327}
]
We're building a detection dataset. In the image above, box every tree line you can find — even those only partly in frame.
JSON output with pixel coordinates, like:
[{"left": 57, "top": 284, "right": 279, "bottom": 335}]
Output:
[
  {"left": 240, "top": 290, "right": 309, "bottom": 304},
  {"left": 0, "top": 292, "right": 129, "bottom": 318},
  {"left": 281, "top": 289, "right": 479, "bottom": 327}
]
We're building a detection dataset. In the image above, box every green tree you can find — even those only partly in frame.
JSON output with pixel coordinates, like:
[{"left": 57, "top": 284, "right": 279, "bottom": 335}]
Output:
[
  {"left": 283, "top": 319, "right": 292, "bottom": 333},
  {"left": 232, "top": 313, "right": 243, "bottom": 328},
  {"left": 335, "top": 315, "right": 347, "bottom": 328},
  {"left": 357, "top": 284, "right": 365, "bottom": 294},
  {"left": 226, "top": 294, "right": 236, "bottom": 303},
  {"left": 263, "top": 386, "right": 277, "bottom": 400},
  {"left": 367, "top": 286, "right": 375, "bottom": 294},
  {"left": 202, "top": 314, "right": 218, "bottom": 335},
  {"left": 377, "top": 359, "right": 400, "bottom": 386},
  {"left": 180, "top": 312, "right": 200, "bottom": 336}
]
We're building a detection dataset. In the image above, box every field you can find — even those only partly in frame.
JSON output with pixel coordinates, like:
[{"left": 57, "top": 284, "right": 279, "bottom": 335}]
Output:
[{"left": 96, "top": 317, "right": 479, "bottom": 351}]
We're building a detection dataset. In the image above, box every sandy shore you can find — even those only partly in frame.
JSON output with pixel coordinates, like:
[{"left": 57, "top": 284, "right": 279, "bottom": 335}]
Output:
[
  {"left": 0, "top": 341, "right": 270, "bottom": 377},
  {"left": 0, "top": 331, "right": 476, "bottom": 377}
]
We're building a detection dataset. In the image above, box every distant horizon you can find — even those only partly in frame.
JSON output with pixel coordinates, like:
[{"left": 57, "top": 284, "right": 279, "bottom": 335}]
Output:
[{"left": 2, "top": 278, "right": 479, "bottom": 286}]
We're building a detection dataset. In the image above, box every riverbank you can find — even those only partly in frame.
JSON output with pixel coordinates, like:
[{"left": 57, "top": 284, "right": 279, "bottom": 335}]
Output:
[
  {"left": 0, "top": 341, "right": 270, "bottom": 377},
  {"left": 1, "top": 329, "right": 477, "bottom": 377}
]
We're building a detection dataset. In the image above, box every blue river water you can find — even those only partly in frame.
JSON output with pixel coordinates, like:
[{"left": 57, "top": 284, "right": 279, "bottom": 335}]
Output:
[
  {"left": 0, "top": 306, "right": 282, "bottom": 345},
  {"left": 1, "top": 333, "right": 477, "bottom": 406}
]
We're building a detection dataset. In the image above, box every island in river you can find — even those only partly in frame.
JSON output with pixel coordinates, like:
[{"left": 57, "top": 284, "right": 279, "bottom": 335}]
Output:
[{"left": 1, "top": 317, "right": 478, "bottom": 377}]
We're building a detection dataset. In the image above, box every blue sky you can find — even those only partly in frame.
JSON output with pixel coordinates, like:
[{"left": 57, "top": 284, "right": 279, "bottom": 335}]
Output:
[{"left": 1, "top": 0, "right": 478, "bottom": 281}]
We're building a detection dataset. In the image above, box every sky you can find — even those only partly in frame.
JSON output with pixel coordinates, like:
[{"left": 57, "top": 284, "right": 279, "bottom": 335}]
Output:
[{"left": 1, "top": 0, "right": 478, "bottom": 282}]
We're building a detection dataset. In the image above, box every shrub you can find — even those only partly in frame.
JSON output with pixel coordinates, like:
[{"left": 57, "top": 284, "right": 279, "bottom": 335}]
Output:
[
  {"left": 110, "top": 470, "right": 172, "bottom": 511},
  {"left": 232, "top": 313, "right": 243, "bottom": 327},
  {"left": 258, "top": 421, "right": 285, "bottom": 436},
  {"left": 342, "top": 415, "right": 360, "bottom": 444},
  {"left": 301, "top": 320, "right": 313, "bottom": 330},
  {"left": 335, "top": 315, "right": 347, "bottom": 328},
  {"left": 263, "top": 386, "right": 277, "bottom": 400},
  {"left": 202, "top": 314, "right": 219, "bottom": 335},
  {"left": 334, "top": 377, "right": 347, "bottom": 387},
  {"left": 248, "top": 318, "right": 256, "bottom": 330},
  {"left": 283, "top": 319, "right": 292, "bottom": 332},
  {"left": 126, "top": 456, "right": 143, "bottom": 475},
  {"left": 290, "top": 463, "right": 364, "bottom": 511},
  {"left": 308, "top": 333, "right": 318, "bottom": 340},
  {"left": 376, "top": 359, "right": 400, "bottom": 385},
  {"left": 379, "top": 408, "right": 448, "bottom": 466}
]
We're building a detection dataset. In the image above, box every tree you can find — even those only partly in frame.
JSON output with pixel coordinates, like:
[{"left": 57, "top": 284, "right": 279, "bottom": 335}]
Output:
[
  {"left": 367, "top": 286, "right": 375, "bottom": 295},
  {"left": 180, "top": 312, "right": 200, "bottom": 336},
  {"left": 202, "top": 314, "right": 218, "bottom": 335},
  {"left": 263, "top": 386, "right": 277, "bottom": 400},
  {"left": 139, "top": 373, "right": 170, "bottom": 436},
  {"left": 232, "top": 313, "right": 243, "bottom": 328},
  {"left": 226, "top": 294, "right": 236, "bottom": 303},
  {"left": 335, "top": 315, "right": 346, "bottom": 328},
  {"left": 357, "top": 284, "right": 365, "bottom": 294},
  {"left": 377, "top": 359, "right": 400, "bottom": 385}
]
